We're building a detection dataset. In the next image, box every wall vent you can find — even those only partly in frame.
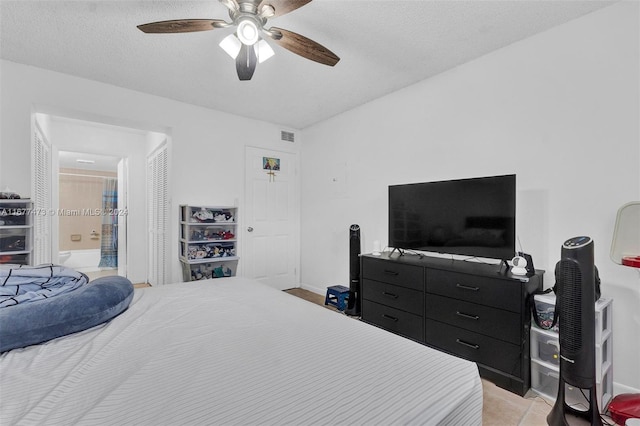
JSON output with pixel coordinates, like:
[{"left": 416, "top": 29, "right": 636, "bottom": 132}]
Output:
[{"left": 281, "top": 130, "right": 295, "bottom": 142}]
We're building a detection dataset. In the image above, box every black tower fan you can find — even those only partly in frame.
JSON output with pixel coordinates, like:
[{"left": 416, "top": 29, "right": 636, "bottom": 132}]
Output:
[
  {"left": 547, "top": 236, "right": 602, "bottom": 426},
  {"left": 345, "top": 224, "right": 361, "bottom": 316}
]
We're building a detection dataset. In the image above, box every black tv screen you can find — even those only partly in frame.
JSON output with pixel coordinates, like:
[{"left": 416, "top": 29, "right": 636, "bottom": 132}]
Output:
[{"left": 389, "top": 174, "right": 516, "bottom": 260}]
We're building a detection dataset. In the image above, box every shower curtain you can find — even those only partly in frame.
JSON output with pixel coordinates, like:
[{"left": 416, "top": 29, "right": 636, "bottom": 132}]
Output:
[{"left": 98, "top": 178, "right": 118, "bottom": 268}]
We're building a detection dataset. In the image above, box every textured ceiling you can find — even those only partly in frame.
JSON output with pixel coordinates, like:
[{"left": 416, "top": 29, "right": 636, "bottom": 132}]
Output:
[{"left": 1, "top": 0, "right": 616, "bottom": 129}]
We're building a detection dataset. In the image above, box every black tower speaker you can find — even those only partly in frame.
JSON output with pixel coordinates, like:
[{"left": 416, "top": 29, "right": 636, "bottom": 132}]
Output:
[
  {"left": 345, "top": 224, "right": 361, "bottom": 316},
  {"left": 547, "top": 236, "right": 602, "bottom": 426}
]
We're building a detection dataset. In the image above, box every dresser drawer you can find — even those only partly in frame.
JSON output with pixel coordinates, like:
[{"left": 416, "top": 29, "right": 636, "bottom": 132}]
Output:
[
  {"left": 361, "top": 257, "right": 423, "bottom": 291},
  {"left": 425, "top": 294, "right": 520, "bottom": 344},
  {"left": 426, "top": 269, "right": 521, "bottom": 312},
  {"left": 362, "top": 300, "right": 423, "bottom": 342},
  {"left": 362, "top": 279, "right": 423, "bottom": 315},
  {"left": 425, "top": 319, "right": 522, "bottom": 377}
]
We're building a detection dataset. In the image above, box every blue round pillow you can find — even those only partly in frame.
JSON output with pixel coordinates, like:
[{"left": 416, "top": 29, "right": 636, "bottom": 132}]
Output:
[{"left": 0, "top": 276, "right": 134, "bottom": 352}]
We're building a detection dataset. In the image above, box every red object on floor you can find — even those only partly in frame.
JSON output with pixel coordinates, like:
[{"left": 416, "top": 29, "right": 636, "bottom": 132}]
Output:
[
  {"left": 622, "top": 256, "right": 640, "bottom": 268},
  {"left": 609, "top": 393, "right": 640, "bottom": 425}
]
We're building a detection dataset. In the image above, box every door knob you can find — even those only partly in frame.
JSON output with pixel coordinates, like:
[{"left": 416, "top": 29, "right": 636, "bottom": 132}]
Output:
[{"left": 247, "top": 226, "right": 254, "bottom": 232}]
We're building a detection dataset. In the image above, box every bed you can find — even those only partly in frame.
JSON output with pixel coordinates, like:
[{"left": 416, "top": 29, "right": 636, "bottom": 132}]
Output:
[{"left": 0, "top": 277, "right": 482, "bottom": 425}]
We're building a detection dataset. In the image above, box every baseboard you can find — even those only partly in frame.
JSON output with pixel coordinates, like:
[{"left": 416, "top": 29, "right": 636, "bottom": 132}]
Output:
[
  {"left": 613, "top": 381, "right": 640, "bottom": 396},
  {"left": 299, "top": 282, "right": 326, "bottom": 296}
]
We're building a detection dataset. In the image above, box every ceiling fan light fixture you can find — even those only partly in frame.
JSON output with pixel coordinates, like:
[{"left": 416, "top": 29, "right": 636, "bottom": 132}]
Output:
[
  {"left": 255, "top": 39, "right": 275, "bottom": 63},
  {"left": 237, "top": 19, "right": 259, "bottom": 46},
  {"left": 219, "top": 33, "right": 242, "bottom": 59},
  {"left": 137, "top": 0, "right": 340, "bottom": 79}
]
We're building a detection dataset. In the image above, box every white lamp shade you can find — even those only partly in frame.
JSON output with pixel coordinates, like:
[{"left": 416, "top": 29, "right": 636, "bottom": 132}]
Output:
[
  {"left": 219, "top": 34, "right": 242, "bottom": 59},
  {"left": 255, "top": 39, "right": 274, "bottom": 63},
  {"left": 610, "top": 201, "right": 640, "bottom": 266}
]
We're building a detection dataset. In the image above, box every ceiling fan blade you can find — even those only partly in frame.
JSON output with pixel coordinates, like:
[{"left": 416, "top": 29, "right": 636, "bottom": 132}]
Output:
[
  {"left": 259, "top": 0, "right": 312, "bottom": 18},
  {"left": 137, "top": 19, "right": 227, "bottom": 34},
  {"left": 267, "top": 27, "right": 339, "bottom": 66},
  {"left": 236, "top": 44, "right": 258, "bottom": 80}
]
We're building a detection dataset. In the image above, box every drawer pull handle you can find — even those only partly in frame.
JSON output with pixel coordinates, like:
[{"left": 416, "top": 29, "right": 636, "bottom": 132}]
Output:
[
  {"left": 383, "top": 269, "right": 399, "bottom": 276},
  {"left": 456, "top": 311, "right": 479, "bottom": 321},
  {"left": 382, "top": 291, "right": 399, "bottom": 299},
  {"left": 456, "top": 339, "right": 479, "bottom": 350},
  {"left": 456, "top": 283, "right": 479, "bottom": 292},
  {"left": 382, "top": 314, "right": 399, "bottom": 322}
]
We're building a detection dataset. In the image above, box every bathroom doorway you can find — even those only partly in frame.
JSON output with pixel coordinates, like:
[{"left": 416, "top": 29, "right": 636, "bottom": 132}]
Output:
[
  {"left": 33, "top": 113, "right": 168, "bottom": 285},
  {"left": 57, "top": 151, "right": 126, "bottom": 281}
]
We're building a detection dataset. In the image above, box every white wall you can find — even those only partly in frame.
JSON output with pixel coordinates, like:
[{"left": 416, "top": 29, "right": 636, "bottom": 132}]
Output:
[
  {"left": 0, "top": 59, "right": 300, "bottom": 284},
  {"left": 301, "top": 2, "right": 640, "bottom": 393}
]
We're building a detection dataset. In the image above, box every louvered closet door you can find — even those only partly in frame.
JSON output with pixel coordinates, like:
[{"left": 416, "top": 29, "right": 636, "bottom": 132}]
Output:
[
  {"left": 32, "top": 125, "right": 51, "bottom": 265},
  {"left": 147, "top": 143, "right": 168, "bottom": 285}
]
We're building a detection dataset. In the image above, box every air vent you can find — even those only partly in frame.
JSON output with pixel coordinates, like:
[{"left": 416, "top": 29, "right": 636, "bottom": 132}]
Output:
[{"left": 281, "top": 131, "right": 295, "bottom": 142}]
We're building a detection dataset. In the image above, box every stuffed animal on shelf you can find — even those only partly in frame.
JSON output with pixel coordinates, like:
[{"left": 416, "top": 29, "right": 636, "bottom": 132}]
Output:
[
  {"left": 220, "top": 231, "right": 235, "bottom": 240},
  {"left": 213, "top": 211, "right": 234, "bottom": 223},
  {"left": 190, "top": 230, "right": 205, "bottom": 241},
  {"left": 192, "top": 208, "right": 213, "bottom": 223}
]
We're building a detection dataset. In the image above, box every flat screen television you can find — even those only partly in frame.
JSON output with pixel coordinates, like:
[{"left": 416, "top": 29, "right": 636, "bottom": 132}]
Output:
[{"left": 388, "top": 174, "right": 516, "bottom": 260}]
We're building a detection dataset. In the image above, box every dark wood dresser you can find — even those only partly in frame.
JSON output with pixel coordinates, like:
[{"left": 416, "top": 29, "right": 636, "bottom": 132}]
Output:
[{"left": 361, "top": 252, "right": 544, "bottom": 396}]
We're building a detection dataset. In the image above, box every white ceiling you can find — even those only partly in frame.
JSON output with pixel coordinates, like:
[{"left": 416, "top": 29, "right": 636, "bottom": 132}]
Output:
[{"left": 1, "top": 0, "right": 616, "bottom": 129}]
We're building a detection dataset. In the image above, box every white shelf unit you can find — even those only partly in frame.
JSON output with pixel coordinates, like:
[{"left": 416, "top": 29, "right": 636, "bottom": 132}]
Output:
[
  {"left": 0, "top": 199, "right": 33, "bottom": 266},
  {"left": 531, "top": 296, "right": 613, "bottom": 410},
  {"left": 179, "top": 205, "right": 238, "bottom": 281}
]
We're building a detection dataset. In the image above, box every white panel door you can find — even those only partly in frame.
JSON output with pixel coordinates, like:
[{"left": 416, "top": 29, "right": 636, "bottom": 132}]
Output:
[{"left": 244, "top": 147, "right": 298, "bottom": 290}]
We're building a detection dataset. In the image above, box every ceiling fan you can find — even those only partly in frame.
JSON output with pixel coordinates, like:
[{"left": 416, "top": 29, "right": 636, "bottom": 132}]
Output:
[{"left": 137, "top": 0, "right": 340, "bottom": 81}]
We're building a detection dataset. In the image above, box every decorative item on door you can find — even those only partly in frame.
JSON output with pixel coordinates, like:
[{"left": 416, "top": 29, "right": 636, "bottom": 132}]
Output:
[{"left": 263, "top": 157, "right": 280, "bottom": 182}]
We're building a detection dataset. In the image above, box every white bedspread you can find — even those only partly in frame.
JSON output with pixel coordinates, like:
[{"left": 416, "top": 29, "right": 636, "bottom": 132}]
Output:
[{"left": 0, "top": 277, "right": 482, "bottom": 425}]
